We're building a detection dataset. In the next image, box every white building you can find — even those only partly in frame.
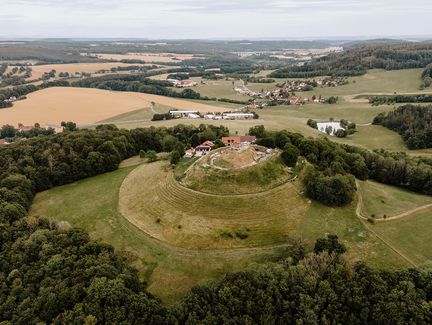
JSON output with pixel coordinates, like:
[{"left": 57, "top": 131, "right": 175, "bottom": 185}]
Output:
[
  {"left": 317, "top": 122, "right": 345, "bottom": 136},
  {"left": 169, "top": 110, "right": 200, "bottom": 118},
  {"left": 222, "top": 113, "right": 254, "bottom": 120}
]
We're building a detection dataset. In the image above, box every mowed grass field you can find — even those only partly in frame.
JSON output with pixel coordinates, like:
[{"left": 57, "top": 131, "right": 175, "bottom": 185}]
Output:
[
  {"left": 358, "top": 180, "right": 432, "bottom": 219},
  {"left": 0, "top": 87, "right": 230, "bottom": 126},
  {"left": 372, "top": 208, "right": 432, "bottom": 266},
  {"left": 30, "top": 159, "right": 411, "bottom": 302}
]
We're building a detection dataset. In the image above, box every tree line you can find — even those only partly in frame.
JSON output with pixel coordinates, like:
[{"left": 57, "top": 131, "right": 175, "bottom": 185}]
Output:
[
  {"left": 421, "top": 63, "right": 432, "bottom": 88},
  {"left": 373, "top": 104, "right": 432, "bottom": 149},
  {"left": 369, "top": 94, "right": 432, "bottom": 105}
]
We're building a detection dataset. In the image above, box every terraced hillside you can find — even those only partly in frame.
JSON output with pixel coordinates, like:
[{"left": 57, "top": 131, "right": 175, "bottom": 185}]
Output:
[{"left": 119, "top": 161, "right": 307, "bottom": 249}]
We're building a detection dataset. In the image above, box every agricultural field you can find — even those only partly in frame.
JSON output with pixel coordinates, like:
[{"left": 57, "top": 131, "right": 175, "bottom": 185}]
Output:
[
  {"left": 30, "top": 156, "right": 418, "bottom": 303},
  {"left": 23, "top": 62, "right": 152, "bottom": 80},
  {"left": 187, "top": 77, "right": 248, "bottom": 101},
  {"left": 0, "top": 87, "right": 229, "bottom": 126},
  {"left": 87, "top": 52, "right": 199, "bottom": 63}
]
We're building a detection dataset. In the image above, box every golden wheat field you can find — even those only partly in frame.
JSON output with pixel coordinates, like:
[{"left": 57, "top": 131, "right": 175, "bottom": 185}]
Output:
[{"left": 0, "top": 87, "right": 227, "bottom": 126}]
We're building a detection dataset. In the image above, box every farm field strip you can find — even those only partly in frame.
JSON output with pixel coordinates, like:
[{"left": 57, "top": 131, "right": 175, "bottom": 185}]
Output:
[{"left": 0, "top": 87, "right": 229, "bottom": 126}]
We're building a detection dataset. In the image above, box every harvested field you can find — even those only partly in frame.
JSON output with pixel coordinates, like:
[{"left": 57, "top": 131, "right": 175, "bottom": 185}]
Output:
[
  {"left": 0, "top": 87, "right": 228, "bottom": 126},
  {"left": 92, "top": 52, "right": 199, "bottom": 63},
  {"left": 26, "top": 62, "right": 151, "bottom": 79}
]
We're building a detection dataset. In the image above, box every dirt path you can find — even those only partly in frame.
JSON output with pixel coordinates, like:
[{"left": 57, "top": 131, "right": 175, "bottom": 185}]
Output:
[
  {"left": 355, "top": 180, "right": 419, "bottom": 267},
  {"left": 356, "top": 180, "right": 432, "bottom": 222}
]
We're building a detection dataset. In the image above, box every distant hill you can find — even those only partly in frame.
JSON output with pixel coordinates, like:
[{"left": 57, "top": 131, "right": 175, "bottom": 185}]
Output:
[{"left": 270, "top": 42, "right": 432, "bottom": 78}]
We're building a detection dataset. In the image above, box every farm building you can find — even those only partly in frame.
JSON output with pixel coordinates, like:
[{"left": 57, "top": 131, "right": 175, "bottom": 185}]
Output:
[
  {"left": 184, "top": 140, "right": 215, "bottom": 158},
  {"left": 222, "top": 113, "right": 254, "bottom": 120},
  {"left": 167, "top": 79, "right": 198, "bottom": 88},
  {"left": 45, "top": 124, "right": 65, "bottom": 133},
  {"left": 169, "top": 110, "right": 200, "bottom": 118},
  {"left": 221, "top": 136, "right": 256, "bottom": 146},
  {"left": 317, "top": 121, "right": 345, "bottom": 136}
]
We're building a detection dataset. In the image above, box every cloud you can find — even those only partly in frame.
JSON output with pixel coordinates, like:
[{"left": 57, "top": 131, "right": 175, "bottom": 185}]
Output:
[{"left": 0, "top": 0, "right": 430, "bottom": 38}]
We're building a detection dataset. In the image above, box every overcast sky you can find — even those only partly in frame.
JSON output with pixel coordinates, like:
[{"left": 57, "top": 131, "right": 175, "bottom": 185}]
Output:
[{"left": 1, "top": 0, "right": 431, "bottom": 39}]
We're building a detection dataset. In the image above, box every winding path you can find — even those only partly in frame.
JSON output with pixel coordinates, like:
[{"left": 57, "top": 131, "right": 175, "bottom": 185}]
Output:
[{"left": 354, "top": 180, "right": 430, "bottom": 267}]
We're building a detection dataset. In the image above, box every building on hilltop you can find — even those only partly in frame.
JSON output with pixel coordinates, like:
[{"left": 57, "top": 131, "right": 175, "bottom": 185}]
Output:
[{"left": 221, "top": 136, "right": 256, "bottom": 146}]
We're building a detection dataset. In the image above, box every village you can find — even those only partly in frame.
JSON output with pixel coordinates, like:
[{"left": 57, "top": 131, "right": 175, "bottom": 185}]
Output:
[{"left": 236, "top": 77, "right": 346, "bottom": 106}]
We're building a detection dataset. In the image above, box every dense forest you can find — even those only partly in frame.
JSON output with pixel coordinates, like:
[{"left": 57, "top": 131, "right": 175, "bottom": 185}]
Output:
[
  {"left": 1, "top": 125, "right": 432, "bottom": 323},
  {"left": 270, "top": 43, "right": 432, "bottom": 78},
  {"left": 373, "top": 104, "right": 432, "bottom": 149}
]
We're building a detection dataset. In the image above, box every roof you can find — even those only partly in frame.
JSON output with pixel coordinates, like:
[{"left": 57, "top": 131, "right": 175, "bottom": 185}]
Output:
[
  {"left": 221, "top": 136, "right": 256, "bottom": 144},
  {"left": 18, "top": 125, "right": 33, "bottom": 131},
  {"left": 202, "top": 140, "right": 215, "bottom": 147}
]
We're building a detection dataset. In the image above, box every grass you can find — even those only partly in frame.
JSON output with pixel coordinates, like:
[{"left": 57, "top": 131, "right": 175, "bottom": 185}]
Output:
[
  {"left": 181, "top": 149, "right": 295, "bottom": 195},
  {"left": 358, "top": 180, "right": 432, "bottom": 219},
  {"left": 29, "top": 158, "right": 415, "bottom": 303},
  {"left": 28, "top": 164, "right": 288, "bottom": 304},
  {"left": 372, "top": 207, "right": 432, "bottom": 266},
  {"left": 188, "top": 78, "right": 248, "bottom": 101}
]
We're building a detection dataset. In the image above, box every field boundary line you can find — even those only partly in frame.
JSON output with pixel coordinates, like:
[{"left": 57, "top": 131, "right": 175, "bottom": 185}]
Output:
[{"left": 355, "top": 180, "right": 418, "bottom": 267}]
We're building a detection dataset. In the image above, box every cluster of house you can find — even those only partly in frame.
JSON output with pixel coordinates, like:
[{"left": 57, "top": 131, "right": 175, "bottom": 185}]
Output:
[
  {"left": 184, "top": 135, "right": 257, "bottom": 158},
  {"left": 166, "top": 79, "right": 198, "bottom": 88},
  {"left": 235, "top": 77, "right": 346, "bottom": 107},
  {"left": 169, "top": 110, "right": 255, "bottom": 120}
]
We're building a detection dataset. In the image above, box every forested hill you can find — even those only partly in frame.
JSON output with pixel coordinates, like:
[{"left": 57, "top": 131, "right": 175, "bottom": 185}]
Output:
[{"left": 270, "top": 42, "right": 432, "bottom": 78}]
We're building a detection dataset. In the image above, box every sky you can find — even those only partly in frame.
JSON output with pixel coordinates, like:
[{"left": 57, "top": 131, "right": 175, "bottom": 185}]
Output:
[{"left": 1, "top": 0, "right": 431, "bottom": 39}]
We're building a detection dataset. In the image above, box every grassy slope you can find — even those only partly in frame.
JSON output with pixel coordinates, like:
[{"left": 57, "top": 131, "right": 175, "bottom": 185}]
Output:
[
  {"left": 358, "top": 180, "right": 432, "bottom": 219},
  {"left": 29, "top": 163, "right": 289, "bottom": 304},
  {"left": 181, "top": 154, "right": 294, "bottom": 195},
  {"left": 372, "top": 208, "right": 432, "bottom": 266}
]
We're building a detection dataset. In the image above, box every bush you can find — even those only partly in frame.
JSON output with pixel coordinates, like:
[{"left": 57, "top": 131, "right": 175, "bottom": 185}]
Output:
[
  {"left": 303, "top": 167, "right": 356, "bottom": 206},
  {"left": 281, "top": 143, "right": 300, "bottom": 167}
]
